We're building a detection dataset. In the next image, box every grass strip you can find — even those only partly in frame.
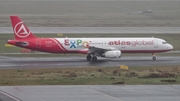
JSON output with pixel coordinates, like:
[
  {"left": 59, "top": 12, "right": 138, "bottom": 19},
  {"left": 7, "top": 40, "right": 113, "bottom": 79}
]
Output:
[{"left": 0, "top": 66, "right": 180, "bottom": 85}]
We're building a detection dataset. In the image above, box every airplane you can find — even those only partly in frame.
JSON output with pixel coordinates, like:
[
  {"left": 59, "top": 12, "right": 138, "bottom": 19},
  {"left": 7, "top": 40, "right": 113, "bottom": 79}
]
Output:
[
  {"left": 7, "top": 16, "right": 173, "bottom": 61},
  {"left": 124, "top": 8, "right": 180, "bottom": 14}
]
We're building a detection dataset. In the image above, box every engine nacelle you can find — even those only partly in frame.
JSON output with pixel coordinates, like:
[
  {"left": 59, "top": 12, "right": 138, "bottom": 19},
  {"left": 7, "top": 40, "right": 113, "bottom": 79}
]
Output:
[{"left": 102, "top": 50, "right": 121, "bottom": 58}]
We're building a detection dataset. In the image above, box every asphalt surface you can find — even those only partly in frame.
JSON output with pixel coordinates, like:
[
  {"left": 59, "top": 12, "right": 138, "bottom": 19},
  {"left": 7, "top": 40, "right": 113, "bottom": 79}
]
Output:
[
  {"left": 0, "top": 85, "right": 180, "bottom": 101},
  {"left": 0, "top": 56, "right": 180, "bottom": 68},
  {"left": 0, "top": 56, "right": 180, "bottom": 101},
  {"left": 0, "top": 90, "right": 20, "bottom": 101},
  {"left": 1, "top": 27, "right": 180, "bottom": 34}
]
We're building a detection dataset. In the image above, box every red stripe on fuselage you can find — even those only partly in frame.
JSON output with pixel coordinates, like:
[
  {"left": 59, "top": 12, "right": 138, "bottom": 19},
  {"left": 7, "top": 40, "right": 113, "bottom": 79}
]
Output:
[{"left": 50, "top": 38, "right": 67, "bottom": 51}]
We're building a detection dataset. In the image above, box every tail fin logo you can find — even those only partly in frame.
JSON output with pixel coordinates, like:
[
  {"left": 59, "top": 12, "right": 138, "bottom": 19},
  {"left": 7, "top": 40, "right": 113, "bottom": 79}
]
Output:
[{"left": 14, "top": 22, "right": 30, "bottom": 38}]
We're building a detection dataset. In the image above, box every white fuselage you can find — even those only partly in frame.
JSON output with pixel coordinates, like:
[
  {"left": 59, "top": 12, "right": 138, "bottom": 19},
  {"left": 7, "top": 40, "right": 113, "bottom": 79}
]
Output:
[{"left": 54, "top": 37, "right": 173, "bottom": 53}]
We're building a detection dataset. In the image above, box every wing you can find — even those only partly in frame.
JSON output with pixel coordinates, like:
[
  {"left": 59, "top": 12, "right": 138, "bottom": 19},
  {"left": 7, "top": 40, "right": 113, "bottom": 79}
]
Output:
[{"left": 88, "top": 45, "right": 118, "bottom": 54}]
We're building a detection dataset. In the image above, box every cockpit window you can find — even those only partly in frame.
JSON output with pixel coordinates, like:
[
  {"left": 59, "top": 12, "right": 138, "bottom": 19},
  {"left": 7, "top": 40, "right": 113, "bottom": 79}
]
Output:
[{"left": 162, "top": 42, "right": 167, "bottom": 44}]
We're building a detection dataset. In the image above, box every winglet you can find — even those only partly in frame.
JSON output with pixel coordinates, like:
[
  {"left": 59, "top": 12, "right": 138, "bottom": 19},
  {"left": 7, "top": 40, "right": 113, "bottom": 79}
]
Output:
[{"left": 10, "top": 16, "right": 37, "bottom": 40}]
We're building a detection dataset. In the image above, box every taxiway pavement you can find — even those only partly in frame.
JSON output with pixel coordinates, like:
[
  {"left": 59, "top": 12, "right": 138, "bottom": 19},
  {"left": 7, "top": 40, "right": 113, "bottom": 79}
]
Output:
[
  {"left": 0, "top": 85, "right": 180, "bottom": 101},
  {"left": 0, "top": 56, "right": 180, "bottom": 68},
  {"left": 0, "top": 56, "right": 180, "bottom": 101},
  {"left": 0, "top": 90, "right": 20, "bottom": 101},
  {"left": 1, "top": 27, "right": 180, "bottom": 34}
]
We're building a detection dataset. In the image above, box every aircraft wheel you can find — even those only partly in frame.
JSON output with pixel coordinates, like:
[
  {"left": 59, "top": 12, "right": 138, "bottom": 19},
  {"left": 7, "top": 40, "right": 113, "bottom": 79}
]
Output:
[
  {"left": 92, "top": 56, "right": 97, "bottom": 62},
  {"left": 86, "top": 55, "right": 92, "bottom": 61},
  {"left": 153, "top": 57, "right": 156, "bottom": 61}
]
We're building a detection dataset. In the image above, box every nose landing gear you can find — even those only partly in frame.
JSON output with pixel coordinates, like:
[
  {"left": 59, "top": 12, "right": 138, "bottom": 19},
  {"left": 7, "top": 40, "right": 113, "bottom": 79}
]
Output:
[
  {"left": 152, "top": 53, "right": 156, "bottom": 60},
  {"left": 153, "top": 56, "right": 156, "bottom": 60}
]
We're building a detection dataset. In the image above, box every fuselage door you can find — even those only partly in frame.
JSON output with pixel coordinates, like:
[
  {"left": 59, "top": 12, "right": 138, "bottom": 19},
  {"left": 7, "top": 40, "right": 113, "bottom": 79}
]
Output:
[
  {"left": 154, "top": 39, "right": 158, "bottom": 48},
  {"left": 36, "top": 39, "right": 41, "bottom": 48}
]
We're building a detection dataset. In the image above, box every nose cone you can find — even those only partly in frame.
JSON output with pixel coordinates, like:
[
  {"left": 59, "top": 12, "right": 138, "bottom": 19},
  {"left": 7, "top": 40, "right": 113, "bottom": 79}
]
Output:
[{"left": 168, "top": 44, "right": 173, "bottom": 50}]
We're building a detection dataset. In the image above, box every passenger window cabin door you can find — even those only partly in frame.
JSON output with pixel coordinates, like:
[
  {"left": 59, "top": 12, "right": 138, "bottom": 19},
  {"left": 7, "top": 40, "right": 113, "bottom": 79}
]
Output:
[
  {"left": 154, "top": 39, "right": 158, "bottom": 48},
  {"left": 36, "top": 39, "right": 41, "bottom": 48}
]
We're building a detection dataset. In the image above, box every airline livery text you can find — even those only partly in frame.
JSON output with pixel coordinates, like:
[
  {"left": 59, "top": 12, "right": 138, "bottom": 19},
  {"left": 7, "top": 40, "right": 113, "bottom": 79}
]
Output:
[{"left": 64, "top": 39, "right": 89, "bottom": 48}]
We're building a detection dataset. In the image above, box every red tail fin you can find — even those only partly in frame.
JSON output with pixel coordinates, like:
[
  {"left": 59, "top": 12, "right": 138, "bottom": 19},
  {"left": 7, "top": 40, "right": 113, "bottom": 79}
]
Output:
[{"left": 10, "top": 16, "right": 37, "bottom": 40}]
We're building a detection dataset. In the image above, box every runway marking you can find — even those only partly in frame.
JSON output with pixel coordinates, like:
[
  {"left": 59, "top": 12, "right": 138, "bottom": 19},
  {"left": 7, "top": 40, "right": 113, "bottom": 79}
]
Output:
[
  {"left": 0, "top": 90, "right": 21, "bottom": 101},
  {"left": 87, "top": 89, "right": 123, "bottom": 101}
]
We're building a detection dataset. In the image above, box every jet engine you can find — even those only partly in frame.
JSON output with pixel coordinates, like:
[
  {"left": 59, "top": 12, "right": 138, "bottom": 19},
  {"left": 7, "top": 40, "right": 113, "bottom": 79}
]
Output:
[{"left": 102, "top": 50, "right": 121, "bottom": 58}]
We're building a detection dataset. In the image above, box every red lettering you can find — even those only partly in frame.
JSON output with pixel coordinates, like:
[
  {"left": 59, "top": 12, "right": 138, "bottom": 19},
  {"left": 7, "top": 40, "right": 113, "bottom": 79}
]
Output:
[
  {"left": 114, "top": 40, "right": 120, "bottom": 45},
  {"left": 121, "top": 41, "right": 126, "bottom": 45},
  {"left": 138, "top": 41, "right": 142, "bottom": 45},
  {"left": 131, "top": 41, "right": 136, "bottom": 46},
  {"left": 108, "top": 41, "right": 114, "bottom": 45},
  {"left": 143, "top": 40, "right": 147, "bottom": 45},
  {"left": 117, "top": 40, "right": 120, "bottom": 45},
  {"left": 64, "top": 39, "right": 70, "bottom": 46},
  {"left": 108, "top": 40, "right": 154, "bottom": 46},
  {"left": 148, "top": 41, "right": 153, "bottom": 45},
  {"left": 126, "top": 41, "right": 131, "bottom": 45}
]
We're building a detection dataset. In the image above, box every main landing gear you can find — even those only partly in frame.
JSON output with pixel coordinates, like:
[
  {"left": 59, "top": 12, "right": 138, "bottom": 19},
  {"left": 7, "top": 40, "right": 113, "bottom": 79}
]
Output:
[
  {"left": 86, "top": 54, "right": 97, "bottom": 62},
  {"left": 152, "top": 53, "right": 156, "bottom": 61},
  {"left": 92, "top": 56, "right": 97, "bottom": 61},
  {"left": 86, "top": 54, "right": 91, "bottom": 61}
]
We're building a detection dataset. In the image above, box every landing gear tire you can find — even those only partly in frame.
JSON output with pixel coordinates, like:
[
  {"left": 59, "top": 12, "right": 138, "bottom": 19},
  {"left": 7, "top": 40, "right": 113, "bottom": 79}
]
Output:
[
  {"left": 86, "top": 55, "right": 92, "bottom": 61},
  {"left": 153, "top": 57, "right": 156, "bottom": 61},
  {"left": 92, "top": 56, "right": 97, "bottom": 62},
  {"left": 152, "top": 53, "right": 156, "bottom": 61}
]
